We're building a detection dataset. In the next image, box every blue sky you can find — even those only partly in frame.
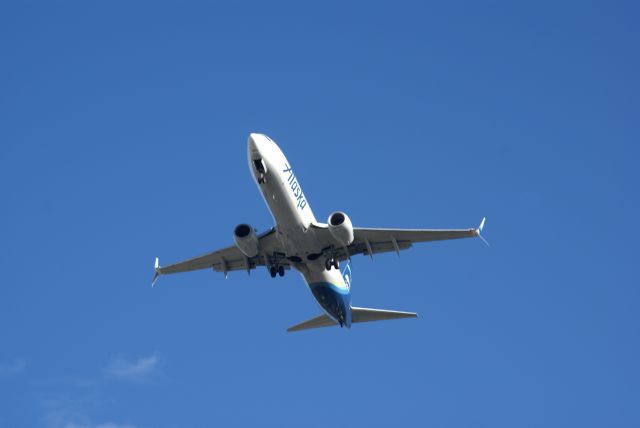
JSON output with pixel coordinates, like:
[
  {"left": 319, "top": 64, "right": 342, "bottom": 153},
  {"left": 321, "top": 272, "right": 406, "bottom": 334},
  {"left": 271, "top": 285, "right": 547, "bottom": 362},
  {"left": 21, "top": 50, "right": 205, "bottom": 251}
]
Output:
[{"left": 1, "top": 1, "right": 639, "bottom": 427}]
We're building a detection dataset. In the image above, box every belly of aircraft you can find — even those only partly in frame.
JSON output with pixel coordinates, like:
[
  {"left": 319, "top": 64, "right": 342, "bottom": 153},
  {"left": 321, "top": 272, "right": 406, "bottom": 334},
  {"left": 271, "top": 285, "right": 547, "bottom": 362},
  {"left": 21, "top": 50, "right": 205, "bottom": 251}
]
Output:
[
  {"left": 303, "top": 269, "right": 352, "bottom": 327},
  {"left": 309, "top": 283, "right": 351, "bottom": 327}
]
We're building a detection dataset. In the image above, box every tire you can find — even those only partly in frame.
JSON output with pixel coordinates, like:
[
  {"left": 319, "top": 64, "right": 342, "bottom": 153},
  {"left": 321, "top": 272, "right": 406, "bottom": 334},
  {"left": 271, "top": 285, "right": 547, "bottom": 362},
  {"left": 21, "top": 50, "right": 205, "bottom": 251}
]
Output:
[
  {"left": 278, "top": 266, "right": 285, "bottom": 277},
  {"left": 325, "top": 259, "right": 332, "bottom": 270},
  {"left": 333, "top": 259, "right": 339, "bottom": 270},
  {"left": 270, "top": 267, "right": 277, "bottom": 278}
]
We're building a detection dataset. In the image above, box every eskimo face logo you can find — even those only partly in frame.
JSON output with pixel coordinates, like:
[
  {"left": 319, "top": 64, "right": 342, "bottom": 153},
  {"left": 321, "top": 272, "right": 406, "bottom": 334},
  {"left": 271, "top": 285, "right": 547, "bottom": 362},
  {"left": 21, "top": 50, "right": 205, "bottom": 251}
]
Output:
[
  {"left": 282, "top": 163, "right": 307, "bottom": 210},
  {"left": 342, "top": 264, "right": 352, "bottom": 290}
]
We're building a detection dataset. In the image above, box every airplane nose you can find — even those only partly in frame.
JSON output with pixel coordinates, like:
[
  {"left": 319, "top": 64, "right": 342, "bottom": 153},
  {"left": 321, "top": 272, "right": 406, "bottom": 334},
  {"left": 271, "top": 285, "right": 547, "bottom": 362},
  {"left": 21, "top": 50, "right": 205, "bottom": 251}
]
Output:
[
  {"left": 248, "top": 133, "right": 275, "bottom": 157},
  {"left": 247, "top": 133, "right": 260, "bottom": 154}
]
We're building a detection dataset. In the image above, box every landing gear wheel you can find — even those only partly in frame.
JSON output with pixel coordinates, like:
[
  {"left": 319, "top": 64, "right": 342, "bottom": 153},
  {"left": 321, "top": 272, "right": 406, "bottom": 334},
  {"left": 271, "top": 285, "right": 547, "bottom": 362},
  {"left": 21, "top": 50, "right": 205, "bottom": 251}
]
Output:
[
  {"left": 325, "top": 258, "right": 333, "bottom": 271},
  {"left": 278, "top": 265, "right": 285, "bottom": 277},
  {"left": 333, "top": 259, "right": 339, "bottom": 270},
  {"left": 270, "top": 266, "right": 277, "bottom": 278}
]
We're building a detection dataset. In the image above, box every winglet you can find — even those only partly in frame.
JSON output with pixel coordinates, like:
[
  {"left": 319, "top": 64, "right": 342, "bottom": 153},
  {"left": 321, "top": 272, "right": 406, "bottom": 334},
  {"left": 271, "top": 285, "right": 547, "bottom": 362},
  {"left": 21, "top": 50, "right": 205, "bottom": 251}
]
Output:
[
  {"left": 152, "top": 257, "right": 161, "bottom": 287},
  {"left": 476, "top": 217, "right": 490, "bottom": 247}
]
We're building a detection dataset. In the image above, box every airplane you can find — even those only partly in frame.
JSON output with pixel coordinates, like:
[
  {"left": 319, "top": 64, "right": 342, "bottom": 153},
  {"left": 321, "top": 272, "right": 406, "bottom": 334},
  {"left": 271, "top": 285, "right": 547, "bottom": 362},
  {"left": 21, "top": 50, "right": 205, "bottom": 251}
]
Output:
[{"left": 152, "top": 133, "right": 487, "bottom": 332}]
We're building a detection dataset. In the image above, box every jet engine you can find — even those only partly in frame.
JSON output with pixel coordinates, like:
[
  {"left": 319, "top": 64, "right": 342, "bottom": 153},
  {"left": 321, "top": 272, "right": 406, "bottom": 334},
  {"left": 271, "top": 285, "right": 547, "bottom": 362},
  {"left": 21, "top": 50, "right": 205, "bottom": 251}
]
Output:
[
  {"left": 327, "top": 211, "right": 354, "bottom": 247},
  {"left": 233, "top": 224, "right": 259, "bottom": 257}
]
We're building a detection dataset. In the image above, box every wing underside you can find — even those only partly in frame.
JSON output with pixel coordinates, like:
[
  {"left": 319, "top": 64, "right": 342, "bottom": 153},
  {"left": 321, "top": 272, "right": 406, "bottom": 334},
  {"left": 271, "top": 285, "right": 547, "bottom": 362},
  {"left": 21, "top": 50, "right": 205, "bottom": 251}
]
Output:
[
  {"left": 154, "top": 228, "right": 286, "bottom": 282},
  {"left": 153, "top": 218, "right": 486, "bottom": 284},
  {"left": 310, "top": 218, "right": 485, "bottom": 261}
]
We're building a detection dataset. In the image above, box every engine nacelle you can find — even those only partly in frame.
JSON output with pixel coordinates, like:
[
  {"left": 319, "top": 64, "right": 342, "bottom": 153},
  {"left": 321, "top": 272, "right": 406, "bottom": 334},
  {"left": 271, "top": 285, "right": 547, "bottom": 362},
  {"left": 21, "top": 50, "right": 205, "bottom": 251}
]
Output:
[
  {"left": 233, "top": 224, "right": 259, "bottom": 257},
  {"left": 327, "top": 211, "right": 354, "bottom": 247}
]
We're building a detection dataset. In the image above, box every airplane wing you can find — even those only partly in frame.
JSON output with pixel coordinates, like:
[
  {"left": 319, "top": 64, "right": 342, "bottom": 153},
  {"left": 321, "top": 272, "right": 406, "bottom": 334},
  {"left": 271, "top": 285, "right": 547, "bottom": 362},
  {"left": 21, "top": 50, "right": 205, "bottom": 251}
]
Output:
[
  {"left": 152, "top": 228, "right": 286, "bottom": 285},
  {"left": 311, "top": 218, "right": 486, "bottom": 261}
]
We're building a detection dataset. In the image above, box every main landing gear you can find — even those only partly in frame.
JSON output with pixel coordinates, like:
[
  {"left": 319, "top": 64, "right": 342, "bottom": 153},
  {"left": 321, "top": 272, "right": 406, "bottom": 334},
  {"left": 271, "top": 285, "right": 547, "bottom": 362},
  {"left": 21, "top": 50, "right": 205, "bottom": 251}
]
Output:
[
  {"left": 325, "top": 258, "right": 340, "bottom": 271},
  {"left": 270, "top": 265, "right": 285, "bottom": 278}
]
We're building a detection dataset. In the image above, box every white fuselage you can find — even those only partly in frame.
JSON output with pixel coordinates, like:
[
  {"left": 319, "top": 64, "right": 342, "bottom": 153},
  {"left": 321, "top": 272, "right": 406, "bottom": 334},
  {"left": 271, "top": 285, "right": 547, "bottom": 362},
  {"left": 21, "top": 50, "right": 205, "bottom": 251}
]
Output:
[{"left": 247, "top": 133, "right": 351, "bottom": 325}]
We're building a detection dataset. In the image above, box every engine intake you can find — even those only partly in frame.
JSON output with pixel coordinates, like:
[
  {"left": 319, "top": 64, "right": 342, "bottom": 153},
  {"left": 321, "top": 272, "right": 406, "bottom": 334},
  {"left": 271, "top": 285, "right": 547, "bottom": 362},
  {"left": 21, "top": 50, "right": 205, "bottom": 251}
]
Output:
[
  {"left": 234, "top": 224, "right": 259, "bottom": 257},
  {"left": 328, "top": 211, "right": 354, "bottom": 247}
]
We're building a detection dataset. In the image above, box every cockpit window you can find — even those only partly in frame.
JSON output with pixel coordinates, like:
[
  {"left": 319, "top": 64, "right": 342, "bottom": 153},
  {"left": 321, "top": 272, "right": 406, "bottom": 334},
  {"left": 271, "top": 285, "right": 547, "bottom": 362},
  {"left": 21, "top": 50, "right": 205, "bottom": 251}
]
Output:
[{"left": 253, "top": 158, "right": 266, "bottom": 174}]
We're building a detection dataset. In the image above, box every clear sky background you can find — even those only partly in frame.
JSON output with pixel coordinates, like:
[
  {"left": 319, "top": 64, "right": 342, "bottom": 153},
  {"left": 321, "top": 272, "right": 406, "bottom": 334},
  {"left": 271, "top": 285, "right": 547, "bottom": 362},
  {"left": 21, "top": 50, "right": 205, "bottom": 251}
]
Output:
[{"left": 1, "top": 1, "right": 639, "bottom": 427}]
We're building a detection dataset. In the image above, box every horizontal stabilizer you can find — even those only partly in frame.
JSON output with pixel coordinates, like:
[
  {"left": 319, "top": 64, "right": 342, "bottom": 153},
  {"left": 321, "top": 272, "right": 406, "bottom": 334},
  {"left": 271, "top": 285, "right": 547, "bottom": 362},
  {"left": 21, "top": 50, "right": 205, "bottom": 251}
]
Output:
[
  {"left": 286, "top": 314, "right": 337, "bottom": 332},
  {"left": 351, "top": 307, "right": 417, "bottom": 323},
  {"left": 287, "top": 307, "right": 417, "bottom": 332}
]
